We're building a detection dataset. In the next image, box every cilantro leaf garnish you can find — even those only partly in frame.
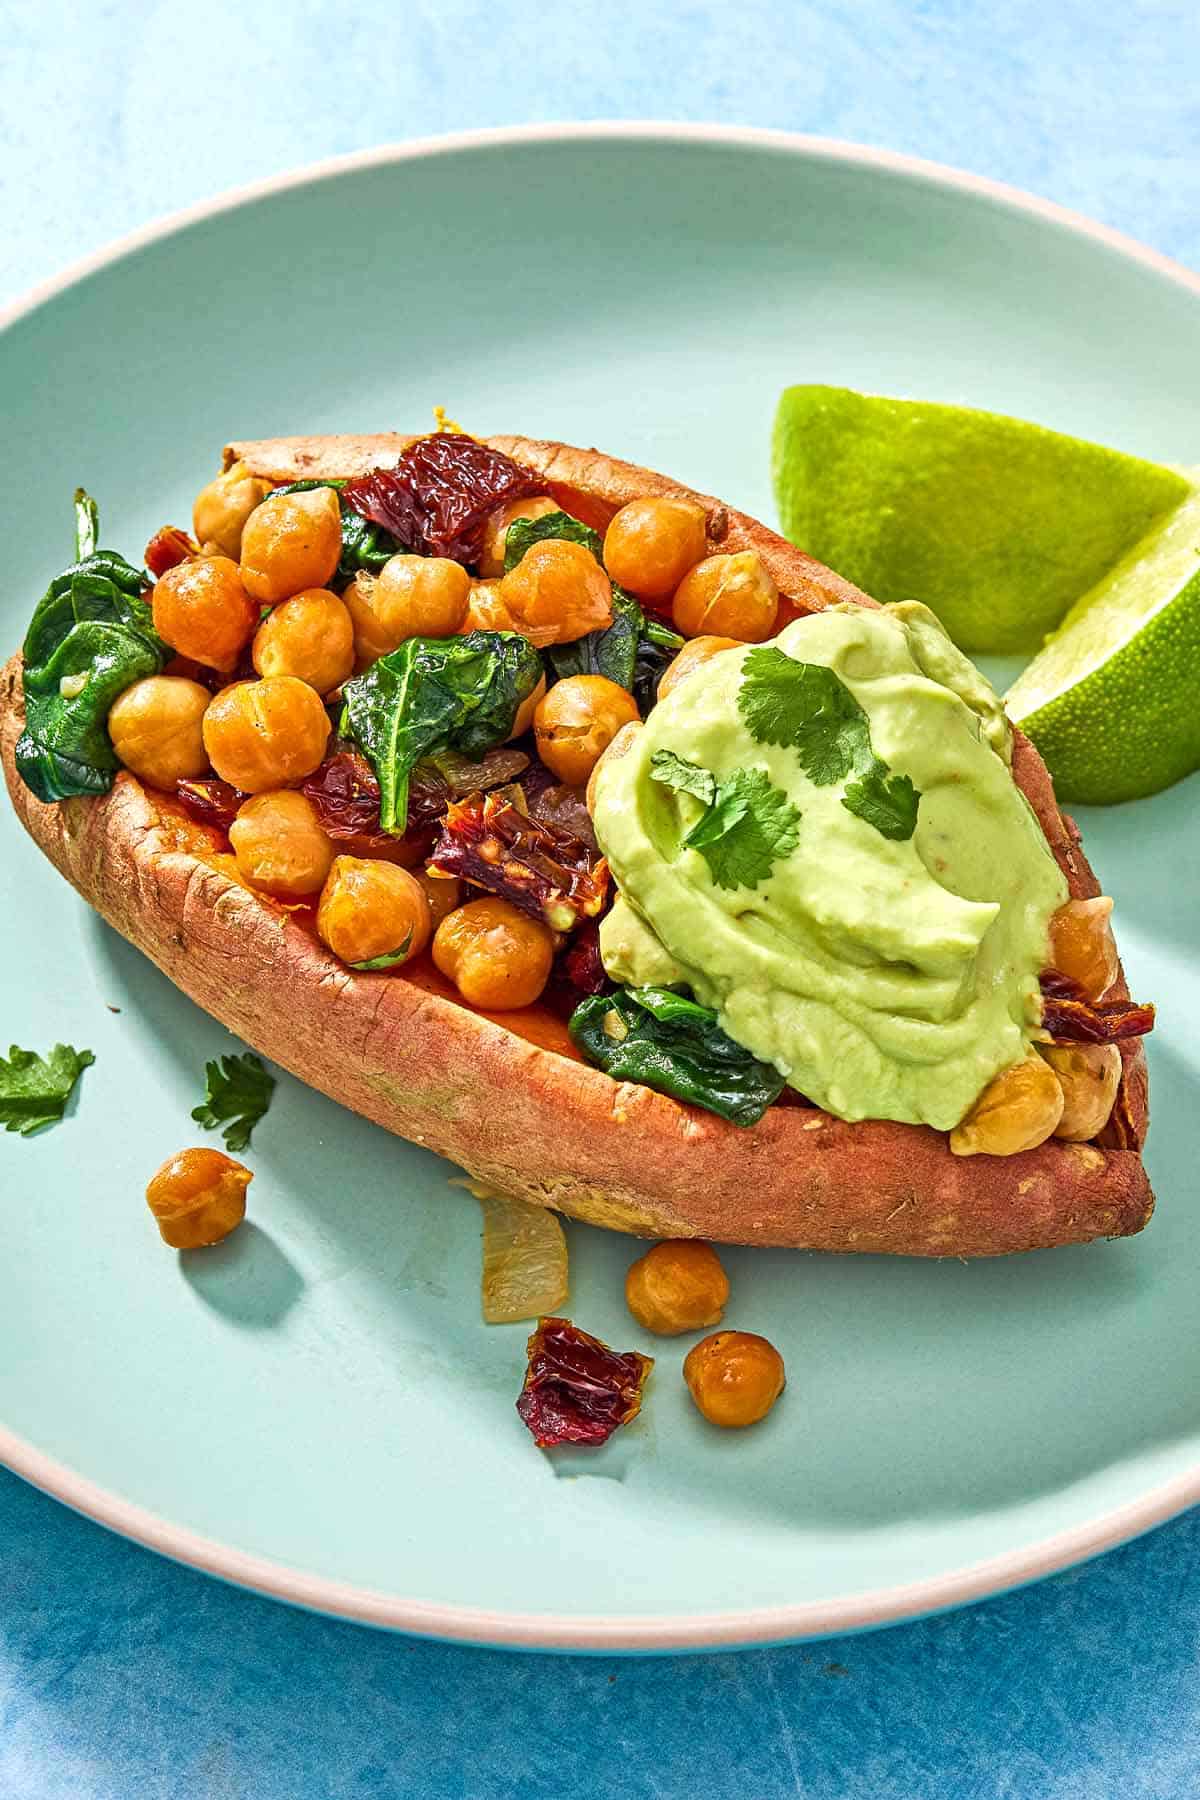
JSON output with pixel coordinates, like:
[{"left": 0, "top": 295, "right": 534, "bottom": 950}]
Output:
[
  {"left": 685, "top": 767, "right": 800, "bottom": 890},
  {"left": 191, "top": 1052, "right": 275, "bottom": 1153},
  {"left": 843, "top": 762, "right": 921, "bottom": 841},
  {"left": 649, "top": 749, "right": 717, "bottom": 807},
  {"left": 738, "top": 646, "right": 921, "bottom": 841},
  {"left": 0, "top": 1043, "right": 94, "bottom": 1136},
  {"left": 651, "top": 752, "right": 801, "bottom": 890}
]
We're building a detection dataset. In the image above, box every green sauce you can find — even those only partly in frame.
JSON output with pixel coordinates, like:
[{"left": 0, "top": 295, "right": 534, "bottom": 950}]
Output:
[{"left": 593, "top": 603, "right": 1066, "bottom": 1129}]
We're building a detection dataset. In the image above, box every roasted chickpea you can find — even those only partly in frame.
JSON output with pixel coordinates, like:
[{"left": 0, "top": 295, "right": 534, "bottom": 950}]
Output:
[
  {"left": 949, "top": 1055, "right": 1065, "bottom": 1157},
  {"left": 534, "top": 675, "right": 640, "bottom": 786},
  {"left": 1041, "top": 1042, "right": 1122, "bottom": 1141},
  {"left": 509, "top": 672, "right": 546, "bottom": 742},
  {"left": 478, "top": 495, "right": 558, "bottom": 578},
  {"left": 229, "top": 790, "right": 334, "bottom": 899},
  {"left": 498, "top": 540, "right": 612, "bottom": 647},
  {"left": 252, "top": 588, "right": 355, "bottom": 694},
  {"left": 657, "top": 634, "right": 742, "bottom": 701},
  {"left": 684, "top": 1331, "right": 785, "bottom": 1429},
  {"left": 603, "top": 497, "right": 707, "bottom": 601},
  {"left": 1047, "top": 897, "right": 1119, "bottom": 1000},
  {"left": 432, "top": 897, "right": 554, "bottom": 1010},
  {"left": 152, "top": 555, "right": 259, "bottom": 672},
  {"left": 413, "top": 868, "right": 464, "bottom": 930},
  {"left": 586, "top": 719, "right": 642, "bottom": 814},
  {"left": 192, "top": 461, "right": 273, "bottom": 558},
  {"left": 201, "top": 676, "right": 331, "bottom": 792},
  {"left": 461, "top": 581, "right": 521, "bottom": 636},
  {"left": 342, "top": 557, "right": 471, "bottom": 667},
  {"left": 317, "top": 856, "right": 432, "bottom": 968},
  {"left": 239, "top": 485, "right": 342, "bottom": 604},
  {"left": 146, "top": 1147, "right": 251, "bottom": 1250},
  {"left": 107, "top": 675, "right": 211, "bottom": 788},
  {"left": 673, "top": 551, "right": 779, "bottom": 642},
  {"left": 625, "top": 1240, "right": 730, "bottom": 1336}
]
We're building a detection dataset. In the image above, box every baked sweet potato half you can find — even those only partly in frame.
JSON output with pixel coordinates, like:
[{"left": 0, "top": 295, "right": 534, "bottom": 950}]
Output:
[{"left": 0, "top": 433, "right": 1154, "bottom": 1256}]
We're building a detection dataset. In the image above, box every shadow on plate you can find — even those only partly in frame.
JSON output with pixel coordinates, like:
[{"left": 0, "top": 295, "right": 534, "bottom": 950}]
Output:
[
  {"left": 85, "top": 912, "right": 1200, "bottom": 1535},
  {"left": 179, "top": 1221, "right": 304, "bottom": 1330}
]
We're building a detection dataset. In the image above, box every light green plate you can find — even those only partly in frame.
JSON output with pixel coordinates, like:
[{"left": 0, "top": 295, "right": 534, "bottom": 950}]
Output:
[{"left": 2, "top": 126, "right": 1198, "bottom": 1651}]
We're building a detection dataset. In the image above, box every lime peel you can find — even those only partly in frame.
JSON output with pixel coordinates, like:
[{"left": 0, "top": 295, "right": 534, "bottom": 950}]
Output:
[{"left": 1007, "top": 476, "right": 1200, "bottom": 804}]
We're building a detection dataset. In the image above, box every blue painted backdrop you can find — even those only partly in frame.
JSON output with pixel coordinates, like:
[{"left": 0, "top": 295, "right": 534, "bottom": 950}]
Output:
[{"left": 2, "top": 2, "right": 1199, "bottom": 1795}]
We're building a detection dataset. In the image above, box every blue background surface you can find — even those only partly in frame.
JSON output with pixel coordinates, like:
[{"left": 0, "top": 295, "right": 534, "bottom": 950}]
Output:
[{"left": 3, "top": 2, "right": 1200, "bottom": 1794}]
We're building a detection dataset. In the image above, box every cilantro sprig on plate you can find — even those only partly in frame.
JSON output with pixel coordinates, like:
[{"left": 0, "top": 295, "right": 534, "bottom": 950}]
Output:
[
  {"left": 737, "top": 647, "right": 920, "bottom": 841},
  {"left": 651, "top": 752, "right": 800, "bottom": 890},
  {"left": 191, "top": 1052, "right": 275, "bottom": 1153},
  {"left": 0, "top": 1042, "right": 94, "bottom": 1135}
]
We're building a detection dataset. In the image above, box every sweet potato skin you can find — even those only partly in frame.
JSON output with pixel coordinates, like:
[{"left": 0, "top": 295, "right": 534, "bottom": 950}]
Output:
[{"left": 2, "top": 438, "right": 1154, "bottom": 1254}]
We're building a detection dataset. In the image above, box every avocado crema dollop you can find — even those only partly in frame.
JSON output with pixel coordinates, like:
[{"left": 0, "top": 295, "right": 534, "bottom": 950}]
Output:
[{"left": 592, "top": 602, "right": 1068, "bottom": 1130}]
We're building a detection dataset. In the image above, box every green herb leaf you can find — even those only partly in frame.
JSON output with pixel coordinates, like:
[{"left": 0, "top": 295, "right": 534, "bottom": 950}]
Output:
[
  {"left": 74, "top": 488, "right": 99, "bottom": 561},
  {"left": 738, "top": 648, "right": 871, "bottom": 783},
  {"left": 649, "top": 749, "right": 717, "bottom": 807},
  {"left": 341, "top": 631, "right": 544, "bottom": 834},
  {"left": 737, "top": 645, "right": 921, "bottom": 841},
  {"left": 273, "top": 479, "right": 401, "bottom": 579},
  {"left": 0, "top": 1043, "right": 94, "bottom": 1136},
  {"left": 16, "top": 498, "right": 168, "bottom": 804},
  {"left": 842, "top": 761, "right": 921, "bottom": 840},
  {"left": 569, "top": 987, "right": 784, "bottom": 1127},
  {"left": 503, "top": 509, "right": 602, "bottom": 572},
  {"left": 349, "top": 929, "right": 414, "bottom": 971},
  {"left": 683, "top": 767, "right": 800, "bottom": 890},
  {"left": 191, "top": 1052, "right": 275, "bottom": 1154}
]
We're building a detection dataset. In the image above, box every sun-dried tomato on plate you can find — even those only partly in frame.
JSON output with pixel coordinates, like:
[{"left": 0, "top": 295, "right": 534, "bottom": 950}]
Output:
[{"left": 516, "top": 1316, "right": 653, "bottom": 1448}]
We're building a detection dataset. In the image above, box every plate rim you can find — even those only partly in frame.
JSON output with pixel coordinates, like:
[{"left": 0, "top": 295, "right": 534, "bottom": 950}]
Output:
[{"left": 3, "top": 120, "right": 1197, "bottom": 1651}]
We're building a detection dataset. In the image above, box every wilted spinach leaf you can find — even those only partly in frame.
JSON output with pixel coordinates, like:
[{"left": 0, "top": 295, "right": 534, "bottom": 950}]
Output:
[
  {"left": 341, "top": 630, "right": 543, "bottom": 835},
  {"left": 503, "top": 509, "right": 602, "bottom": 572},
  {"left": 274, "top": 479, "right": 402, "bottom": 580},
  {"left": 569, "top": 985, "right": 785, "bottom": 1127},
  {"left": 16, "top": 495, "right": 168, "bottom": 803}
]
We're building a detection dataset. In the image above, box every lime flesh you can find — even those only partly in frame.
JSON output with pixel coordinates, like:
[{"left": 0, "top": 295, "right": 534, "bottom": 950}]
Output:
[
  {"left": 772, "top": 386, "right": 1190, "bottom": 654},
  {"left": 1007, "top": 479, "right": 1200, "bottom": 804}
]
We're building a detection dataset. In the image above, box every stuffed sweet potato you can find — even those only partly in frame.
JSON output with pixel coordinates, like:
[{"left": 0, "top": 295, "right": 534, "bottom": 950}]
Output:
[{"left": 0, "top": 432, "right": 1154, "bottom": 1255}]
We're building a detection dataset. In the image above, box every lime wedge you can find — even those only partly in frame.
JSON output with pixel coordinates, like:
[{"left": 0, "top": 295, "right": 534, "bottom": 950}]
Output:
[
  {"left": 1006, "top": 479, "right": 1200, "bottom": 803},
  {"left": 772, "top": 386, "right": 1190, "bottom": 653}
]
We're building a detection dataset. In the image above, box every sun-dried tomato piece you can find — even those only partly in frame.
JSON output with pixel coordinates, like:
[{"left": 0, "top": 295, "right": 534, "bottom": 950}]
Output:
[
  {"left": 429, "top": 786, "right": 610, "bottom": 932},
  {"left": 1040, "top": 969, "right": 1156, "bottom": 1043},
  {"left": 145, "top": 526, "right": 198, "bottom": 578},
  {"left": 176, "top": 778, "right": 245, "bottom": 834},
  {"left": 516, "top": 1316, "right": 653, "bottom": 1448},
  {"left": 525, "top": 780, "right": 597, "bottom": 852},
  {"left": 302, "top": 748, "right": 388, "bottom": 842},
  {"left": 342, "top": 435, "right": 538, "bottom": 565},
  {"left": 544, "top": 918, "right": 611, "bottom": 1018}
]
